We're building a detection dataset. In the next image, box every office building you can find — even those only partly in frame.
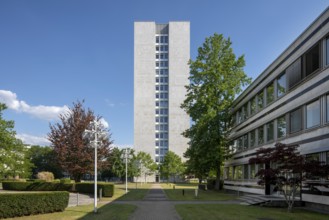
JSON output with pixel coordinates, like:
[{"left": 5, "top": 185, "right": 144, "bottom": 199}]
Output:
[
  {"left": 224, "top": 8, "right": 329, "bottom": 207},
  {"left": 134, "top": 22, "right": 190, "bottom": 182}
]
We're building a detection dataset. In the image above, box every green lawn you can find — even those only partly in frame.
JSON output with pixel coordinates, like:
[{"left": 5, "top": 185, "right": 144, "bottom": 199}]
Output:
[
  {"left": 1, "top": 182, "right": 151, "bottom": 220},
  {"left": 175, "top": 204, "right": 329, "bottom": 220},
  {"left": 4, "top": 203, "right": 136, "bottom": 220},
  {"left": 101, "top": 182, "right": 151, "bottom": 201},
  {"left": 161, "top": 183, "right": 236, "bottom": 201}
]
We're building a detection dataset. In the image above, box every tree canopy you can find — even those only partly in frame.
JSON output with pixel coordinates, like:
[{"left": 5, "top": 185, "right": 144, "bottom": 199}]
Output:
[
  {"left": 135, "top": 151, "right": 157, "bottom": 183},
  {"left": 0, "top": 103, "right": 32, "bottom": 179},
  {"left": 160, "top": 151, "right": 185, "bottom": 182},
  {"left": 249, "top": 142, "right": 329, "bottom": 212},
  {"left": 48, "top": 101, "right": 113, "bottom": 182},
  {"left": 181, "top": 33, "right": 251, "bottom": 189},
  {"left": 27, "top": 145, "right": 63, "bottom": 179}
]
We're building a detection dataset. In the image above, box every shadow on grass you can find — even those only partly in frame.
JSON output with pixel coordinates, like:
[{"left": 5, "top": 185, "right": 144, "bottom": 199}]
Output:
[
  {"left": 163, "top": 188, "right": 237, "bottom": 201},
  {"left": 78, "top": 203, "right": 136, "bottom": 220},
  {"left": 76, "top": 183, "right": 150, "bottom": 220}
]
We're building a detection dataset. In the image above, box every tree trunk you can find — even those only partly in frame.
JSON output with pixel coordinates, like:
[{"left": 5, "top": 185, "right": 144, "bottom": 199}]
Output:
[{"left": 215, "top": 167, "right": 221, "bottom": 190}]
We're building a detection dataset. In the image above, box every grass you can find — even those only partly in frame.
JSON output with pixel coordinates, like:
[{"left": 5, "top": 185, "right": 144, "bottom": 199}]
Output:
[
  {"left": 0, "top": 182, "right": 152, "bottom": 220},
  {"left": 101, "top": 182, "right": 152, "bottom": 201},
  {"left": 4, "top": 203, "right": 136, "bottom": 220},
  {"left": 161, "top": 183, "right": 237, "bottom": 201},
  {"left": 175, "top": 204, "right": 329, "bottom": 220}
]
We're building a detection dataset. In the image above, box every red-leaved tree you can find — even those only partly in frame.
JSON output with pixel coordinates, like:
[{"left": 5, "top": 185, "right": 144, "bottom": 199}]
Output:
[
  {"left": 249, "top": 142, "right": 329, "bottom": 212},
  {"left": 48, "top": 101, "right": 112, "bottom": 182}
]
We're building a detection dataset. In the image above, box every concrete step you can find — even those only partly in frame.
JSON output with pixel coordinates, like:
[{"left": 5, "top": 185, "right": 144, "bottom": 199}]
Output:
[{"left": 238, "top": 195, "right": 271, "bottom": 205}]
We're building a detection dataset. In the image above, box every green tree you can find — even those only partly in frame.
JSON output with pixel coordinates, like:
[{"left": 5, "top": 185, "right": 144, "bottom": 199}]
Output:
[
  {"left": 135, "top": 151, "right": 157, "bottom": 183},
  {"left": 181, "top": 33, "right": 251, "bottom": 189},
  {"left": 160, "top": 151, "right": 185, "bottom": 183},
  {"left": 0, "top": 103, "right": 32, "bottom": 179},
  {"left": 27, "top": 145, "right": 63, "bottom": 179},
  {"left": 105, "top": 147, "right": 138, "bottom": 181},
  {"left": 48, "top": 101, "right": 113, "bottom": 182}
]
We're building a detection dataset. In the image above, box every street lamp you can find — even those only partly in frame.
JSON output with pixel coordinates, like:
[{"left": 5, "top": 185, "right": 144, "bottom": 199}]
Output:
[
  {"left": 121, "top": 148, "right": 131, "bottom": 194},
  {"left": 83, "top": 120, "right": 107, "bottom": 214}
]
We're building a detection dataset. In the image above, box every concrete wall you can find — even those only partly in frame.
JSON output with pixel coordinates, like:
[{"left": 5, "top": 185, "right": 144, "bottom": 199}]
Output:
[
  {"left": 168, "top": 21, "right": 190, "bottom": 160},
  {"left": 134, "top": 22, "right": 156, "bottom": 158}
]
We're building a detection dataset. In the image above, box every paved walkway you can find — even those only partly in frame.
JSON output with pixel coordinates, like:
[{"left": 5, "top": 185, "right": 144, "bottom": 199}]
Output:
[
  {"left": 126, "top": 184, "right": 181, "bottom": 220},
  {"left": 113, "top": 184, "right": 242, "bottom": 220}
]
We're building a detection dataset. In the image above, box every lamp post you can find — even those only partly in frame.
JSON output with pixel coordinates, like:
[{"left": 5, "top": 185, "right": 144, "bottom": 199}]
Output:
[
  {"left": 121, "top": 148, "right": 131, "bottom": 194},
  {"left": 83, "top": 120, "right": 107, "bottom": 214}
]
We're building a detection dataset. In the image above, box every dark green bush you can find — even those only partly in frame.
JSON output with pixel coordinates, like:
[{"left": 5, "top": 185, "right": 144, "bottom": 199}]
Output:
[
  {"left": 2, "top": 181, "right": 74, "bottom": 192},
  {"left": 75, "top": 182, "right": 114, "bottom": 197},
  {"left": 0, "top": 192, "right": 69, "bottom": 218},
  {"left": 206, "top": 179, "right": 224, "bottom": 190}
]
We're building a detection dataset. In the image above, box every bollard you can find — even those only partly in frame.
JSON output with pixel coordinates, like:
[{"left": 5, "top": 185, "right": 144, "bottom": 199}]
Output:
[
  {"left": 173, "top": 185, "right": 175, "bottom": 190},
  {"left": 99, "top": 188, "right": 103, "bottom": 200},
  {"left": 195, "top": 189, "right": 198, "bottom": 198},
  {"left": 77, "top": 192, "right": 79, "bottom": 206},
  {"left": 182, "top": 189, "right": 185, "bottom": 196}
]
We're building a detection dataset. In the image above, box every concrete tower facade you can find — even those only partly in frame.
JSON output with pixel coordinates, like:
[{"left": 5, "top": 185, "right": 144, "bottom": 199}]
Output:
[{"left": 134, "top": 22, "right": 190, "bottom": 181}]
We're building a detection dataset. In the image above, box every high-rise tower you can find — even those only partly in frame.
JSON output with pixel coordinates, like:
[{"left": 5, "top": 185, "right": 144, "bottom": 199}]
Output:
[{"left": 134, "top": 22, "right": 190, "bottom": 181}]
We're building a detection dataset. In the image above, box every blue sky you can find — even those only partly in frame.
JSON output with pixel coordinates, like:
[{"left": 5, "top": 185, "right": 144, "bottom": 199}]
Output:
[{"left": 0, "top": 0, "right": 328, "bottom": 147}]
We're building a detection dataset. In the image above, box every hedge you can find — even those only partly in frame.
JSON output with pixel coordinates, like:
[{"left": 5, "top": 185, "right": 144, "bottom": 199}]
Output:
[
  {"left": 2, "top": 182, "right": 74, "bottom": 192},
  {"left": 75, "top": 182, "right": 114, "bottom": 197},
  {"left": 0, "top": 192, "right": 69, "bottom": 218}
]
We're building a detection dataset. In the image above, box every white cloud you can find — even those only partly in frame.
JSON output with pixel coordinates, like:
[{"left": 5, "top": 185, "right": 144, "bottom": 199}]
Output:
[
  {"left": 0, "top": 90, "right": 69, "bottom": 121},
  {"left": 16, "top": 133, "right": 51, "bottom": 146},
  {"left": 111, "top": 144, "right": 134, "bottom": 149},
  {"left": 99, "top": 118, "right": 109, "bottom": 129}
]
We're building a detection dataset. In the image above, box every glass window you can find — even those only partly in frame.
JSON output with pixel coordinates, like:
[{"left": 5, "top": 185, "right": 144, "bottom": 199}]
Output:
[
  {"left": 327, "top": 152, "right": 329, "bottom": 165},
  {"left": 250, "top": 164, "right": 256, "bottom": 179},
  {"left": 244, "top": 165, "right": 249, "bottom": 179},
  {"left": 306, "top": 153, "right": 320, "bottom": 161},
  {"left": 305, "top": 43, "right": 320, "bottom": 76},
  {"left": 290, "top": 108, "right": 302, "bottom": 133},
  {"left": 244, "top": 103, "right": 249, "bottom": 119},
  {"left": 258, "top": 126, "right": 264, "bottom": 145},
  {"left": 306, "top": 100, "right": 320, "bottom": 128},
  {"left": 326, "top": 38, "right": 329, "bottom": 65},
  {"left": 327, "top": 95, "right": 329, "bottom": 122},
  {"left": 277, "top": 116, "right": 286, "bottom": 138},
  {"left": 250, "top": 130, "right": 256, "bottom": 147},
  {"left": 266, "top": 121, "right": 274, "bottom": 142},
  {"left": 243, "top": 134, "right": 248, "bottom": 150},
  {"left": 241, "top": 105, "right": 246, "bottom": 121},
  {"left": 237, "top": 137, "right": 243, "bottom": 151},
  {"left": 156, "top": 36, "right": 159, "bottom": 43},
  {"left": 250, "top": 97, "right": 256, "bottom": 115},
  {"left": 266, "top": 83, "right": 274, "bottom": 105},
  {"left": 228, "top": 167, "right": 233, "bottom": 180},
  {"left": 257, "top": 91, "right": 264, "bottom": 110},
  {"left": 237, "top": 109, "right": 242, "bottom": 124},
  {"left": 287, "top": 58, "right": 302, "bottom": 90},
  {"left": 234, "top": 166, "right": 242, "bottom": 180},
  {"left": 277, "top": 73, "right": 286, "bottom": 97}
]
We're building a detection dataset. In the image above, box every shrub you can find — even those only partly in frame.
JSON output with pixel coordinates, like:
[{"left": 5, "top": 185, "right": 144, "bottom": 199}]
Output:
[
  {"left": 2, "top": 181, "right": 74, "bottom": 192},
  {"left": 37, "top": 172, "right": 54, "bottom": 182},
  {"left": 206, "top": 179, "right": 224, "bottom": 190},
  {"left": 60, "top": 178, "right": 72, "bottom": 184},
  {"left": 0, "top": 192, "right": 69, "bottom": 218},
  {"left": 53, "top": 179, "right": 60, "bottom": 183},
  {"left": 75, "top": 182, "right": 114, "bottom": 197}
]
